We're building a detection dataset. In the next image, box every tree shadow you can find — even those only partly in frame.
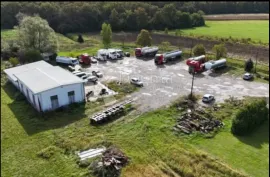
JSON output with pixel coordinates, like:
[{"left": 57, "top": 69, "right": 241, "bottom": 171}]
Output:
[
  {"left": 136, "top": 56, "right": 155, "bottom": 61},
  {"left": 234, "top": 119, "right": 269, "bottom": 149},
  {"left": 194, "top": 73, "right": 205, "bottom": 78},
  {"left": 208, "top": 66, "right": 236, "bottom": 77},
  {"left": 3, "top": 83, "right": 87, "bottom": 135},
  {"left": 164, "top": 58, "right": 183, "bottom": 66}
]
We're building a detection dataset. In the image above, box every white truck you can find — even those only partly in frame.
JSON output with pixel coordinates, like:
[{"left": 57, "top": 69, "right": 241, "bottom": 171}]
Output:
[
  {"left": 56, "top": 56, "right": 79, "bottom": 65},
  {"left": 97, "top": 49, "right": 118, "bottom": 60}
]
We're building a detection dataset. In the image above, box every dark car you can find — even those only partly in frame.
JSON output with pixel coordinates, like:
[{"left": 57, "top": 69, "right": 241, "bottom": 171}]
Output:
[{"left": 124, "top": 52, "right": 130, "bottom": 57}]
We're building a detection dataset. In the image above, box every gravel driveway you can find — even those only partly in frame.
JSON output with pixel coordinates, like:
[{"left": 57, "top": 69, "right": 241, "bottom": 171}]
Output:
[{"left": 85, "top": 57, "right": 269, "bottom": 112}]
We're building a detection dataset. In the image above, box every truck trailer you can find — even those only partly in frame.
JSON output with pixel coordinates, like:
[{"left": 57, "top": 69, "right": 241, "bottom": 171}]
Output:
[
  {"left": 135, "top": 46, "right": 159, "bottom": 57},
  {"left": 56, "top": 56, "right": 79, "bottom": 66},
  {"left": 97, "top": 49, "right": 118, "bottom": 60},
  {"left": 204, "top": 59, "right": 227, "bottom": 70},
  {"left": 154, "top": 50, "right": 182, "bottom": 65}
]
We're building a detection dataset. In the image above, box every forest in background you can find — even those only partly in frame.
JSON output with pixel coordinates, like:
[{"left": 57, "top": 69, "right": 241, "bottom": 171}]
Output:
[{"left": 1, "top": 2, "right": 268, "bottom": 34}]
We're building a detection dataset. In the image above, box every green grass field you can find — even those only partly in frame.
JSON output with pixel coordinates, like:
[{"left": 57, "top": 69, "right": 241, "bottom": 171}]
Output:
[
  {"left": 163, "top": 20, "right": 269, "bottom": 44},
  {"left": 3, "top": 82, "right": 267, "bottom": 177}
]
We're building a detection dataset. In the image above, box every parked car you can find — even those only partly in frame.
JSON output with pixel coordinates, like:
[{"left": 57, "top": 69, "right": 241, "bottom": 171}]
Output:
[
  {"left": 130, "top": 78, "right": 143, "bottom": 87},
  {"left": 74, "top": 72, "right": 91, "bottom": 78},
  {"left": 72, "top": 70, "right": 82, "bottom": 74},
  {"left": 87, "top": 75, "right": 98, "bottom": 83},
  {"left": 90, "top": 57, "right": 98, "bottom": 63},
  {"left": 243, "top": 73, "right": 253, "bottom": 80},
  {"left": 81, "top": 75, "right": 98, "bottom": 83},
  {"left": 124, "top": 52, "right": 130, "bottom": 57},
  {"left": 92, "top": 71, "right": 103, "bottom": 78},
  {"left": 68, "top": 65, "right": 75, "bottom": 72},
  {"left": 202, "top": 94, "right": 215, "bottom": 103}
]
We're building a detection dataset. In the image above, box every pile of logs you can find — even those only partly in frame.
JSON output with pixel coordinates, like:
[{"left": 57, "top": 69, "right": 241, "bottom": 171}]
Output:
[
  {"left": 174, "top": 109, "right": 224, "bottom": 134},
  {"left": 91, "top": 147, "right": 129, "bottom": 177},
  {"left": 101, "top": 147, "right": 129, "bottom": 171}
]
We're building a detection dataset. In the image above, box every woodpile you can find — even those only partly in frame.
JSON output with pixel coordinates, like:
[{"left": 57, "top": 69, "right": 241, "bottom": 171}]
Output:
[
  {"left": 174, "top": 109, "right": 224, "bottom": 134},
  {"left": 90, "top": 147, "right": 129, "bottom": 177}
]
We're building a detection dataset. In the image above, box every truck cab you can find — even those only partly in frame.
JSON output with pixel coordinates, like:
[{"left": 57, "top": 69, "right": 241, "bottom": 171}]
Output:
[
  {"left": 154, "top": 54, "right": 164, "bottom": 65},
  {"left": 135, "top": 48, "right": 142, "bottom": 57}
]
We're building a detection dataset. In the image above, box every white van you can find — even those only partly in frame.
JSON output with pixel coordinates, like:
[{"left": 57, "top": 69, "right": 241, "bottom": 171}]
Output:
[
  {"left": 56, "top": 56, "right": 79, "bottom": 65},
  {"left": 97, "top": 49, "right": 118, "bottom": 60}
]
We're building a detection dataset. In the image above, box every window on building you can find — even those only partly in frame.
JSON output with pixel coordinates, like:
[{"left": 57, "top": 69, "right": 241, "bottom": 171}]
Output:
[
  {"left": 50, "top": 95, "right": 59, "bottom": 109},
  {"left": 68, "top": 91, "right": 75, "bottom": 104}
]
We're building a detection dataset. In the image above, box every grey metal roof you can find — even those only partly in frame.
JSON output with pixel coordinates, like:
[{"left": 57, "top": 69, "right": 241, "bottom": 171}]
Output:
[
  {"left": 4, "top": 61, "right": 54, "bottom": 82},
  {"left": 4, "top": 61, "right": 84, "bottom": 94}
]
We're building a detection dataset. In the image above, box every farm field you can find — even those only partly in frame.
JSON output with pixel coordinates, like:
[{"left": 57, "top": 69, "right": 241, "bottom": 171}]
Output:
[
  {"left": 162, "top": 20, "right": 269, "bottom": 44},
  {"left": 1, "top": 81, "right": 269, "bottom": 177}
]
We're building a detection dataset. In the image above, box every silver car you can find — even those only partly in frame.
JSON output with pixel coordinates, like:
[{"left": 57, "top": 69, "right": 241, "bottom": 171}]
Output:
[
  {"left": 202, "top": 94, "right": 215, "bottom": 103},
  {"left": 92, "top": 71, "right": 103, "bottom": 78},
  {"left": 130, "top": 78, "right": 143, "bottom": 87},
  {"left": 243, "top": 73, "right": 253, "bottom": 80}
]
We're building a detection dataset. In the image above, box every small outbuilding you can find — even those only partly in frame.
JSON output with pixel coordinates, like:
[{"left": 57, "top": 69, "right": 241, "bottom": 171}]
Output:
[{"left": 4, "top": 61, "right": 85, "bottom": 112}]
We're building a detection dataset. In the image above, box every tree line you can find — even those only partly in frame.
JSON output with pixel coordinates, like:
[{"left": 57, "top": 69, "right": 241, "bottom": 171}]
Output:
[
  {"left": 149, "top": 1, "right": 269, "bottom": 14},
  {"left": 1, "top": 2, "right": 205, "bottom": 34}
]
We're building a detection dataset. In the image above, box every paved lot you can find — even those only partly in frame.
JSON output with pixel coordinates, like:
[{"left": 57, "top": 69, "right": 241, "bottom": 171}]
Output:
[{"left": 85, "top": 57, "right": 269, "bottom": 112}]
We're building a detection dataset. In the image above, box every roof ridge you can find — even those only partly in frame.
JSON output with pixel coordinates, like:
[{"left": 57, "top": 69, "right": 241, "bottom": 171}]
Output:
[{"left": 35, "top": 67, "right": 61, "bottom": 85}]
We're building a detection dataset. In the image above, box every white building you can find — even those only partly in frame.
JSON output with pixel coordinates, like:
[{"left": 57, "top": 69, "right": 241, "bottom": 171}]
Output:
[{"left": 4, "top": 61, "right": 85, "bottom": 112}]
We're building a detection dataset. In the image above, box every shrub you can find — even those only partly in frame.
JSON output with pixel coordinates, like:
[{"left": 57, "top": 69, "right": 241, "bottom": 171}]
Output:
[
  {"left": 8, "top": 57, "right": 19, "bottom": 67},
  {"left": 244, "top": 58, "right": 254, "bottom": 72},
  {"left": 212, "top": 43, "right": 227, "bottom": 59},
  {"left": 193, "top": 44, "right": 206, "bottom": 56},
  {"left": 164, "top": 28, "right": 169, "bottom": 34},
  {"left": 37, "top": 146, "right": 59, "bottom": 159},
  {"left": 77, "top": 34, "right": 84, "bottom": 43},
  {"left": 159, "top": 41, "right": 171, "bottom": 52},
  {"left": 20, "top": 49, "right": 43, "bottom": 63},
  {"left": 231, "top": 98, "right": 268, "bottom": 136}
]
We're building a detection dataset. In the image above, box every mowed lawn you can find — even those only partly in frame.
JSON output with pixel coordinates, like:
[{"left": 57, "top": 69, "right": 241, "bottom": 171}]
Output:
[
  {"left": 190, "top": 119, "right": 269, "bottom": 177},
  {"left": 175, "top": 20, "right": 269, "bottom": 43},
  {"left": 1, "top": 81, "right": 269, "bottom": 177}
]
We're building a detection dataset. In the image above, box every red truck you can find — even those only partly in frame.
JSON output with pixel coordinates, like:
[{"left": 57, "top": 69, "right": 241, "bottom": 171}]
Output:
[
  {"left": 135, "top": 47, "right": 159, "bottom": 57},
  {"left": 186, "top": 55, "right": 206, "bottom": 73},
  {"left": 77, "top": 53, "right": 91, "bottom": 65}
]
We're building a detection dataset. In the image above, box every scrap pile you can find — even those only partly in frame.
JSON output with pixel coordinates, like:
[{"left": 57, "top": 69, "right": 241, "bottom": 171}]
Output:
[
  {"left": 90, "top": 147, "right": 129, "bottom": 177},
  {"left": 174, "top": 109, "right": 224, "bottom": 134},
  {"left": 90, "top": 99, "right": 133, "bottom": 124}
]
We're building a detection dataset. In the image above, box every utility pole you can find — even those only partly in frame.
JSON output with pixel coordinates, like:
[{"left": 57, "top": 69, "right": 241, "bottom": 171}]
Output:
[
  {"left": 254, "top": 50, "right": 258, "bottom": 73},
  {"left": 190, "top": 68, "right": 195, "bottom": 98}
]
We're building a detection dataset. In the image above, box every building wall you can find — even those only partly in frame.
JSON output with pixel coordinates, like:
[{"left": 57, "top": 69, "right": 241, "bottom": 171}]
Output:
[
  {"left": 39, "top": 83, "right": 84, "bottom": 112},
  {"left": 9, "top": 76, "right": 84, "bottom": 112},
  {"left": 7, "top": 76, "right": 19, "bottom": 89}
]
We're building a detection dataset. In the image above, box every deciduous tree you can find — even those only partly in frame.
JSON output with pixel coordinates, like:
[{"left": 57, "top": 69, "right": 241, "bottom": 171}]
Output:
[
  {"left": 136, "top": 29, "right": 152, "bottom": 47},
  {"left": 100, "top": 23, "right": 112, "bottom": 48},
  {"left": 15, "top": 13, "right": 58, "bottom": 53}
]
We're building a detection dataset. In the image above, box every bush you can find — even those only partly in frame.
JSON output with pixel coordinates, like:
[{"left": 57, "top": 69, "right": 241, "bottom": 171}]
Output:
[
  {"left": 212, "top": 43, "right": 227, "bottom": 59},
  {"left": 8, "top": 57, "right": 19, "bottom": 67},
  {"left": 77, "top": 34, "right": 84, "bottom": 43},
  {"left": 37, "top": 146, "right": 59, "bottom": 159},
  {"left": 164, "top": 28, "right": 169, "bottom": 34},
  {"left": 193, "top": 44, "right": 206, "bottom": 56},
  {"left": 20, "top": 49, "right": 43, "bottom": 63},
  {"left": 231, "top": 98, "right": 268, "bottom": 136},
  {"left": 159, "top": 41, "right": 171, "bottom": 52},
  {"left": 245, "top": 58, "right": 254, "bottom": 72}
]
